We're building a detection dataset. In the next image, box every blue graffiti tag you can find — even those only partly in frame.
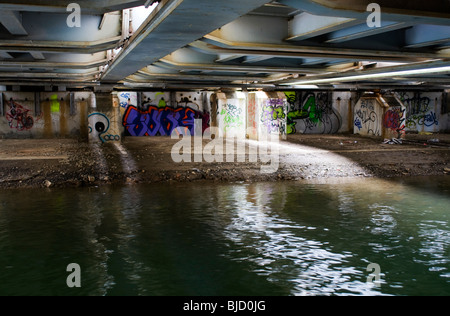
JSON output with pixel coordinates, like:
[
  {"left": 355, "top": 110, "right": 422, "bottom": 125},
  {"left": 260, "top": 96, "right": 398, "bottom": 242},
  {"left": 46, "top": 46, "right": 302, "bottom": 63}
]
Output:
[{"left": 354, "top": 118, "right": 362, "bottom": 131}]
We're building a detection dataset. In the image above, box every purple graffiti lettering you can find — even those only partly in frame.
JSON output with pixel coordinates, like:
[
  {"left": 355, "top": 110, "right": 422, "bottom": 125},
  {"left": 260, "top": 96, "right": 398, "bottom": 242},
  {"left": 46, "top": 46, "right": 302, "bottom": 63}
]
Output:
[{"left": 123, "top": 105, "right": 209, "bottom": 137}]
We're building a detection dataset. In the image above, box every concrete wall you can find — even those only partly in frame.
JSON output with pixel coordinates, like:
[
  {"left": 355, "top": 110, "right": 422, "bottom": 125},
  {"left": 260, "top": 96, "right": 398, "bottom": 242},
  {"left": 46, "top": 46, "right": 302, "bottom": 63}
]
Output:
[
  {"left": 1, "top": 89, "right": 447, "bottom": 142},
  {"left": 215, "top": 92, "right": 246, "bottom": 139},
  {"left": 395, "top": 92, "right": 442, "bottom": 133},
  {"left": 354, "top": 96, "right": 382, "bottom": 137},
  {"left": 0, "top": 91, "right": 91, "bottom": 140},
  {"left": 285, "top": 90, "right": 351, "bottom": 135},
  {"left": 246, "top": 91, "right": 287, "bottom": 140},
  {"left": 119, "top": 91, "right": 210, "bottom": 139},
  {"left": 88, "top": 93, "right": 123, "bottom": 143},
  {"left": 260, "top": 92, "right": 288, "bottom": 139},
  {"left": 353, "top": 91, "right": 445, "bottom": 139}
]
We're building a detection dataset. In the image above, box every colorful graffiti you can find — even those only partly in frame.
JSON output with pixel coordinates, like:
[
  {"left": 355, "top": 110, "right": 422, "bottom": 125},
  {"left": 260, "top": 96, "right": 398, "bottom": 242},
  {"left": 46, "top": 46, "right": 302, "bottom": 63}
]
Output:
[
  {"left": 141, "top": 92, "right": 168, "bottom": 110},
  {"left": 383, "top": 107, "right": 406, "bottom": 137},
  {"left": 354, "top": 98, "right": 380, "bottom": 136},
  {"left": 6, "top": 100, "right": 37, "bottom": 131},
  {"left": 123, "top": 105, "right": 209, "bottom": 137},
  {"left": 285, "top": 92, "right": 341, "bottom": 134},
  {"left": 260, "top": 98, "right": 287, "bottom": 135},
  {"left": 88, "top": 112, "right": 121, "bottom": 143},
  {"left": 221, "top": 103, "right": 243, "bottom": 132},
  {"left": 119, "top": 92, "right": 137, "bottom": 108},
  {"left": 396, "top": 92, "right": 439, "bottom": 130}
]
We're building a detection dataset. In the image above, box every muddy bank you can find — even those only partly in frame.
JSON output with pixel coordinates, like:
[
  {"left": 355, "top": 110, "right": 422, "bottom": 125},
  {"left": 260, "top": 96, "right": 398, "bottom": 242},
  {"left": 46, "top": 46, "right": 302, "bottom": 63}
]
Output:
[{"left": 0, "top": 134, "right": 449, "bottom": 189}]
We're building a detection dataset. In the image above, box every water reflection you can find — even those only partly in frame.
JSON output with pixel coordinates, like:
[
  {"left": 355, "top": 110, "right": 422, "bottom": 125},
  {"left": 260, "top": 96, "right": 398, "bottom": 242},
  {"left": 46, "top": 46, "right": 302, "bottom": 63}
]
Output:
[
  {"left": 221, "top": 183, "right": 382, "bottom": 296},
  {"left": 0, "top": 177, "right": 449, "bottom": 296}
]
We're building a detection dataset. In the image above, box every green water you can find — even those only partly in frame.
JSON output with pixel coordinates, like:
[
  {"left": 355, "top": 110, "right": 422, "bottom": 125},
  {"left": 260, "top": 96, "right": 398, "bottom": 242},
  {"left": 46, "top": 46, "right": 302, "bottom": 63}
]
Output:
[{"left": 0, "top": 177, "right": 449, "bottom": 296}]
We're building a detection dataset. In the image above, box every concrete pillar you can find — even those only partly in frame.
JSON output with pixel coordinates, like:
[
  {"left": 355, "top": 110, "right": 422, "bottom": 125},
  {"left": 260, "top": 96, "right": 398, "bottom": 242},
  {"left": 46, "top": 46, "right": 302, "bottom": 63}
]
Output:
[{"left": 216, "top": 91, "right": 247, "bottom": 139}]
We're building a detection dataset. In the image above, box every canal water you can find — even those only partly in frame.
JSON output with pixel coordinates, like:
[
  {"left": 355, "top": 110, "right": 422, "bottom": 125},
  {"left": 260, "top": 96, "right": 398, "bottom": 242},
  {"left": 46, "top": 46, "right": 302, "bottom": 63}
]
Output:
[{"left": 0, "top": 177, "right": 449, "bottom": 296}]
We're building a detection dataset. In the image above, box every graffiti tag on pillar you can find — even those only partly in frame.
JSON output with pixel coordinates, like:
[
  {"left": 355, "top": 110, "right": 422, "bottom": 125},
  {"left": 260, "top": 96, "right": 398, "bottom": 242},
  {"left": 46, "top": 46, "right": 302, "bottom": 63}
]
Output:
[
  {"left": 383, "top": 107, "right": 406, "bottom": 136},
  {"left": 221, "top": 103, "right": 243, "bottom": 132},
  {"left": 260, "top": 99, "right": 286, "bottom": 135}
]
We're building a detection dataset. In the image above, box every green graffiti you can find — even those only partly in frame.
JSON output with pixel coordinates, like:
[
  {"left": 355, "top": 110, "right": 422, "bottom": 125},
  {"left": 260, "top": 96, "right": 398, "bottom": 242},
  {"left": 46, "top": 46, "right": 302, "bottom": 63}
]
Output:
[
  {"left": 286, "top": 94, "right": 320, "bottom": 134},
  {"left": 50, "top": 94, "right": 60, "bottom": 113},
  {"left": 285, "top": 91, "right": 340, "bottom": 135},
  {"left": 272, "top": 106, "right": 286, "bottom": 120},
  {"left": 221, "top": 104, "right": 243, "bottom": 131},
  {"left": 303, "top": 95, "right": 321, "bottom": 123},
  {"left": 156, "top": 92, "right": 167, "bottom": 108}
]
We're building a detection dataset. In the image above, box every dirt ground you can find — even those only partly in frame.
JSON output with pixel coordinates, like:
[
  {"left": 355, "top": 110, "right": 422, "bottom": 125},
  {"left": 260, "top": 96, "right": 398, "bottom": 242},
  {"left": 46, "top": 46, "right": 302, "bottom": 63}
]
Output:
[{"left": 0, "top": 133, "right": 449, "bottom": 189}]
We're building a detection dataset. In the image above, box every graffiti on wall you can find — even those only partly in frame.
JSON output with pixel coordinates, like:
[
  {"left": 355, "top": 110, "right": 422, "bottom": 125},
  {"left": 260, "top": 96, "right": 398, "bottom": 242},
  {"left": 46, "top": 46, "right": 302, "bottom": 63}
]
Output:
[
  {"left": 396, "top": 92, "right": 439, "bottom": 130},
  {"left": 285, "top": 92, "right": 341, "bottom": 134},
  {"left": 6, "top": 100, "right": 39, "bottom": 131},
  {"left": 123, "top": 105, "right": 209, "bottom": 137},
  {"left": 383, "top": 107, "right": 406, "bottom": 137},
  {"left": 118, "top": 92, "right": 137, "bottom": 108},
  {"left": 88, "top": 112, "right": 121, "bottom": 143},
  {"left": 221, "top": 103, "right": 243, "bottom": 132},
  {"left": 260, "top": 98, "right": 287, "bottom": 135},
  {"left": 354, "top": 98, "right": 380, "bottom": 136}
]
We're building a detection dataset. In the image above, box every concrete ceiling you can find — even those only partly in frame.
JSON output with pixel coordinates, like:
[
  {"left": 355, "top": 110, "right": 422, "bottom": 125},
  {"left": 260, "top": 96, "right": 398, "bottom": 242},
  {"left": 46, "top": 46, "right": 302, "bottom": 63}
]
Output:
[{"left": 0, "top": 0, "right": 449, "bottom": 90}]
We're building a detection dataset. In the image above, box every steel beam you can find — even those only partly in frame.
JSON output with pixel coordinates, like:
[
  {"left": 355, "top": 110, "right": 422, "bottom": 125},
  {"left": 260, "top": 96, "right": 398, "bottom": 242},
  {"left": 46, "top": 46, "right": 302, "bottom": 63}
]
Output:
[
  {"left": 281, "top": 60, "right": 450, "bottom": 85},
  {"left": 202, "top": 34, "right": 445, "bottom": 61},
  {"left": 0, "top": 37, "right": 121, "bottom": 54},
  {"left": 215, "top": 54, "right": 245, "bottom": 63},
  {"left": 101, "top": 0, "right": 271, "bottom": 82},
  {"left": 405, "top": 25, "right": 450, "bottom": 48},
  {"left": 278, "top": 0, "right": 450, "bottom": 26},
  {"left": 0, "top": 10, "right": 28, "bottom": 35},
  {"left": 0, "top": 70, "right": 99, "bottom": 79},
  {"left": 286, "top": 12, "right": 359, "bottom": 41},
  {"left": 325, "top": 21, "right": 412, "bottom": 43},
  {"left": 135, "top": 70, "right": 267, "bottom": 82},
  {"left": 0, "top": 0, "right": 147, "bottom": 14},
  {"left": 0, "top": 59, "right": 108, "bottom": 70},
  {"left": 30, "top": 52, "right": 45, "bottom": 60},
  {"left": 190, "top": 39, "right": 425, "bottom": 63},
  {"left": 0, "top": 52, "right": 13, "bottom": 59},
  {"left": 156, "top": 58, "right": 327, "bottom": 74}
]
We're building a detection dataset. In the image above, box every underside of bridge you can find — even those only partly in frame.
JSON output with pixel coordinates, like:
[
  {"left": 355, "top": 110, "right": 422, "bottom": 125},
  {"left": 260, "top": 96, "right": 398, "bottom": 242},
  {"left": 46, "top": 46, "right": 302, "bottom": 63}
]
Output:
[
  {"left": 0, "top": 0, "right": 448, "bottom": 89},
  {"left": 0, "top": 0, "right": 449, "bottom": 141}
]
